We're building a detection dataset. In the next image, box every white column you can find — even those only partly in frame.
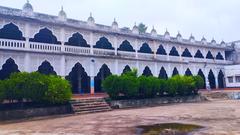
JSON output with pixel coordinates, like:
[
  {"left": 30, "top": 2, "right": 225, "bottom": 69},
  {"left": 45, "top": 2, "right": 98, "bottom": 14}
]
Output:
[
  {"left": 136, "top": 61, "right": 139, "bottom": 76},
  {"left": 114, "top": 36, "right": 117, "bottom": 55},
  {"left": 215, "top": 75, "right": 219, "bottom": 89},
  {"left": 24, "top": 53, "right": 30, "bottom": 72},
  {"left": 154, "top": 62, "right": 158, "bottom": 77},
  {"left": 115, "top": 59, "right": 119, "bottom": 75},
  {"left": 135, "top": 39, "right": 138, "bottom": 58},
  {"left": 60, "top": 55, "right": 65, "bottom": 77},
  {"left": 153, "top": 41, "right": 157, "bottom": 59},
  {"left": 24, "top": 23, "right": 30, "bottom": 49},
  {"left": 60, "top": 28, "right": 65, "bottom": 52},
  {"left": 89, "top": 32, "right": 94, "bottom": 55},
  {"left": 166, "top": 44, "right": 170, "bottom": 61},
  {"left": 90, "top": 59, "right": 95, "bottom": 94}
]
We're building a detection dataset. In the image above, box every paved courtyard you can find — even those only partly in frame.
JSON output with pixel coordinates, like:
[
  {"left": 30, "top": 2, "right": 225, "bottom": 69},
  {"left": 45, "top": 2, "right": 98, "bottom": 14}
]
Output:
[{"left": 0, "top": 100, "right": 240, "bottom": 135}]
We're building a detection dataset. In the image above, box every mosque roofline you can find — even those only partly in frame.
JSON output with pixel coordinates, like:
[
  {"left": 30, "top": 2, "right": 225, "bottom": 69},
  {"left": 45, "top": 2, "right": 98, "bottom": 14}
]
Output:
[{"left": 0, "top": 5, "right": 233, "bottom": 50}]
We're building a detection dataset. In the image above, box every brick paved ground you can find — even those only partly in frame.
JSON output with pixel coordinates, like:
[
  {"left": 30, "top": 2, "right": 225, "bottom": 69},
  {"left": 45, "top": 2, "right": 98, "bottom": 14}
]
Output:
[{"left": 0, "top": 100, "right": 240, "bottom": 135}]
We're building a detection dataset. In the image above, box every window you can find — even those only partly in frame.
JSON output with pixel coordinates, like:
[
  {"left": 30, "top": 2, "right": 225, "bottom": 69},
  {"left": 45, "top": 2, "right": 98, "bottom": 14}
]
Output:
[
  {"left": 228, "top": 77, "right": 233, "bottom": 83},
  {"left": 236, "top": 76, "right": 240, "bottom": 83}
]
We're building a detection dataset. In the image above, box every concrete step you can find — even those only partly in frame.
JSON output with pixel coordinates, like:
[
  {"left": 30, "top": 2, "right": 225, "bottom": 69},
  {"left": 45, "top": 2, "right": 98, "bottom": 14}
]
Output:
[{"left": 70, "top": 97, "right": 112, "bottom": 114}]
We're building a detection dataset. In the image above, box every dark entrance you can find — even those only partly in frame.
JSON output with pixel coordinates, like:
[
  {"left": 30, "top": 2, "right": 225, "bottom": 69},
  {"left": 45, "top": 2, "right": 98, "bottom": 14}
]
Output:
[
  {"left": 172, "top": 67, "right": 179, "bottom": 77},
  {"left": 208, "top": 70, "right": 216, "bottom": 89},
  {"left": 122, "top": 65, "right": 131, "bottom": 74},
  {"left": 159, "top": 67, "right": 168, "bottom": 79},
  {"left": 197, "top": 69, "right": 206, "bottom": 89},
  {"left": 218, "top": 70, "right": 225, "bottom": 89},
  {"left": 37, "top": 61, "right": 56, "bottom": 75},
  {"left": 66, "top": 63, "right": 90, "bottom": 94},
  {"left": 0, "top": 58, "right": 20, "bottom": 80},
  {"left": 94, "top": 64, "right": 112, "bottom": 93}
]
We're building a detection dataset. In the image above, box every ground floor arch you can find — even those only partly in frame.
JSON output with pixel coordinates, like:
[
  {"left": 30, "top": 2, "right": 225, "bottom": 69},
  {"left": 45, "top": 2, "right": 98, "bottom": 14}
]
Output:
[
  {"left": 218, "top": 70, "right": 225, "bottom": 89},
  {"left": 66, "top": 63, "right": 90, "bottom": 94},
  {"left": 94, "top": 64, "right": 112, "bottom": 93},
  {"left": 0, "top": 58, "right": 19, "bottom": 80},
  {"left": 197, "top": 69, "right": 206, "bottom": 89},
  {"left": 208, "top": 70, "right": 216, "bottom": 89}
]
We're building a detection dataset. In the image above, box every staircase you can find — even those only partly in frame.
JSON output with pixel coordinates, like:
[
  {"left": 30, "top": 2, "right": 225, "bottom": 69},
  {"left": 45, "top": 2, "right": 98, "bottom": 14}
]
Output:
[{"left": 70, "top": 98, "right": 112, "bottom": 114}]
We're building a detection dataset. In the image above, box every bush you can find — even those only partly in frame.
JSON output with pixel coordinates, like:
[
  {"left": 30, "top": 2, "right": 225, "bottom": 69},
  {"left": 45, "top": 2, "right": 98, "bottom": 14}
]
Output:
[
  {"left": 0, "top": 80, "right": 4, "bottom": 103},
  {"left": 102, "top": 75, "right": 121, "bottom": 99},
  {"left": 138, "top": 76, "right": 161, "bottom": 98},
  {"left": 120, "top": 74, "right": 139, "bottom": 98},
  {"left": 193, "top": 75, "right": 204, "bottom": 94},
  {"left": 0, "top": 72, "right": 72, "bottom": 104},
  {"left": 44, "top": 75, "right": 72, "bottom": 104}
]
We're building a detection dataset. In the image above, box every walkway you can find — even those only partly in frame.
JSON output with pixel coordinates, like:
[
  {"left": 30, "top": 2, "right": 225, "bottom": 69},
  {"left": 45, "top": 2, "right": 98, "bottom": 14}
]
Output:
[{"left": 0, "top": 100, "right": 240, "bottom": 135}]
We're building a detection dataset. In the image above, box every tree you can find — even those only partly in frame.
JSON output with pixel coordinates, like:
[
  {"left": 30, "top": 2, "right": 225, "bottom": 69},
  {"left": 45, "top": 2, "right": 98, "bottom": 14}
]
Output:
[{"left": 138, "top": 23, "right": 148, "bottom": 34}]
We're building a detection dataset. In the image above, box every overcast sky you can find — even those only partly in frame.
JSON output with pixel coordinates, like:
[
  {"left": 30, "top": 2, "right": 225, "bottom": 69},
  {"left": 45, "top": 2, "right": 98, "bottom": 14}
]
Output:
[{"left": 0, "top": 0, "right": 239, "bottom": 42}]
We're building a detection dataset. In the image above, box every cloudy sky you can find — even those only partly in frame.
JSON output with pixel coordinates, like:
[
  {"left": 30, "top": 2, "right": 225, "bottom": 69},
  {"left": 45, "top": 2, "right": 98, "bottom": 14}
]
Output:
[{"left": 0, "top": 0, "right": 239, "bottom": 42}]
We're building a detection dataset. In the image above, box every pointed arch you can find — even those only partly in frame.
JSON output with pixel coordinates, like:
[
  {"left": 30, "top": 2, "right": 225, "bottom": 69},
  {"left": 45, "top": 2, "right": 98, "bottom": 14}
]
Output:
[
  {"left": 94, "top": 64, "right": 112, "bottom": 93},
  {"left": 156, "top": 45, "right": 167, "bottom": 55},
  {"left": 218, "top": 70, "right": 225, "bottom": 89},
  {"left": 65, "top": 32, "right": 90, "bottom": 47},
  {"left": 216, "top": 52, "right": 224, "bottom": 60},
  {"left": 194, "top": 50, "right": 204, "bottom": 58},
  {"left": 142, "top": 66, "right": 153, "bottom": 77},
  {"left": 0, "top": 23, "right": 25, "bottom": 40},
  {"left": 172, "top": 67, "right": 179, "bottom": 76},
  {"left": 0, "top": 58, "right": 20, "bottom": 80},
  {"left": 185, "top": 68, "right": 193, "bottom": 76},
  {"left": 169, "top": 46, "right": 179, "bottom": 56},
  {"left": 66, "top": 63, "right": 90, "bottom": 94},
  {"left": 94, "top": 37, "right": 114, "bottom": 50},
  {"left": 159, "top": 67, "right": 168, "bottom": 79},
  {"left": 30, "top": 28, "right": 61, "bottom": 44},
  {"left": 37, "top": 61, "right": 57, "bottom": 75},
  {"left": 206, "top": 51, "right": 214, "bottom": 59},
  {"left": 181, "top": 48, "right": 192, "bottom": 57},
  {"left": 122, "top": 65, "right": 131, "bottom": 74},
  {"left": 198, "top": 69, "right": 206, "bottom": 89},
  {"left": 118, "top": 40, "right": 135, "bottom": 52},
  {"left": 138, "top": 43, "right": 153, "bottom": 54},
  {"left": 208, "top": 69, "right": 216, "bottom": 89}
]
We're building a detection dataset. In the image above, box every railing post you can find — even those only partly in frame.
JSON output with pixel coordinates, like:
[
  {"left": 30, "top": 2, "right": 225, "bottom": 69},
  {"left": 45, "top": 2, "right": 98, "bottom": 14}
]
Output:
[{"left": 25, "top": 37, "right": 30, "bottom": 50}]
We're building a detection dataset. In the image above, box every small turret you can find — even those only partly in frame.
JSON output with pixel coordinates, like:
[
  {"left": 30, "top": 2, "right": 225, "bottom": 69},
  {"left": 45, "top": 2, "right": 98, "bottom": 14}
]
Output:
[
  {"left": 164, "top": 29, "right": 170, "bottom": 39},
  {"left": 22, "top": 0, "right": 33, "bottom": 16},
  {"left": 132, "top": 22, "right": 139, "bottom": 34},
  {"left": 87, "top": 12, "right": 95, "bottom": 26},
  {"left": 58, "top": 6, "right": 67, "bottom": 22},
  {"left": 111, "top": 18, "right": 118, "bottom": 30},
  {"left": 150, "top": 26, "right": 157, "bottom": 37}
]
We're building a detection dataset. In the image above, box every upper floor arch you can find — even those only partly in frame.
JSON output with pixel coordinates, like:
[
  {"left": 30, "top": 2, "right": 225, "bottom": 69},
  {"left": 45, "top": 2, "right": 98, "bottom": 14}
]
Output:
[{"left": 94, "top": 37, "right": 114, "bottom": 50}]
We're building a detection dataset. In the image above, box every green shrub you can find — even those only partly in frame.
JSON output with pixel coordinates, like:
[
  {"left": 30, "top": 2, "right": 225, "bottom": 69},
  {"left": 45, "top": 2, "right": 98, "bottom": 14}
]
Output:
[
  {"left": 138, "top": 76, "right": 160, "bottom": 98},
  {"left": 193, "top": 75, "right": 204, "bottom": 94},
  {"left": 158, "top": 79, "right": 167, "bottom": 96},
  {"left": 43, "top": 75, "right": 72, "bottom": 104},
  {"left": 166, "top": 78, "right": 178, "bottom": 96},
  {"left": 102, "top": 75, "right": 121, "bottom": 99},
  {"left": 120, "top": 74, "right": 139, "bottom": 98},
  {"left": 0, "top": 80, "right": 5, "bottom": 103}
]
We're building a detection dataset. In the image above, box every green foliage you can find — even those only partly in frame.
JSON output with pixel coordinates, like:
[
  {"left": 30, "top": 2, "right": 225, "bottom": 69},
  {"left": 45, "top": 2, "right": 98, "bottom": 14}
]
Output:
[
  {"left": 44, "top": 75, "right": 72, "bottom": 104},
  {"left": 138, "top": 23, "right": 148, "bottom": 34},
  {"left": 0, "top": 80, "right": 4, "bottom": 103},
  {"left": 103, "top": 69, "right": 203, "bottom": 100},
  {"left": 0, "top": 72, "right": 72, "bottom": 104},
  {"left": 193, "top": 75, "right": 204, "bottom": 94}
]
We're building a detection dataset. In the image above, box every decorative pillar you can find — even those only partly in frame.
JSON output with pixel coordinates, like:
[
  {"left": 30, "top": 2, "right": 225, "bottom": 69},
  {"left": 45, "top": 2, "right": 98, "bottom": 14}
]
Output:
[
  {"left": 60, "top": 55, "right": 65, "bottom": 77},
  {"left": 90, "top": 32, "right": 94, "bottom": 55},
  {"left": 24, "top": 53, "right": 30, "bottom": 72},
  {"left": 115, "top": 59, "right": 119, "bottom": 75},
  {"left": 215, "top": 75, "right": 219, "bottom": 89},
  {"left": 114, "top": 35, "right": 118, "bottom": 55},
  {"left": 153, "top": 41, "right": 157, "bottom": 59},
  {"left": 60, "top": 28, "right": 65, "bottom": 52},
  {"left": 205, "top": 76, "right": 210, "bottom": 90},
  {"left": 90, "top": 58, "right": 95, "bottom": 94},
  {"left": 154, "top": 62, "right": 158, "bottom": 77},
  {"left": 24, "top": 23, "right": 30, "bottom": 49},
  {"left": 135, "top": 39, "right": 138, "bottom": 58},
  {"left": 166, "top": 44, "right": 170, "bottom": 61}
]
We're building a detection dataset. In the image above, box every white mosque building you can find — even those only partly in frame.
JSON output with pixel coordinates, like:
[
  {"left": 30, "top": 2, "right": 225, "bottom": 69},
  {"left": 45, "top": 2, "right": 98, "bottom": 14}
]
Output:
[{"left": 0, "top": 1, "right": 239, "bottom": 94}]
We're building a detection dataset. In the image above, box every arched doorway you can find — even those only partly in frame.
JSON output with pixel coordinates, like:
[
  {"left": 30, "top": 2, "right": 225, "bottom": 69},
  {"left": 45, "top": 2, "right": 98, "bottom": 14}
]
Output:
[
  {"left": 37, "top": 61, "right": 57, "bottom": 75},
  {"left": 172, "top": 67, "right": 179, "bottom": 77},
  {"left": 208, "top": 70, "right": 216, "bottom": 89},
  {"left": 197, "top": 69, "right": 206, "bottom": 89},
  {"left": 66, "top": 63, "right": 90, "bottom": 94},
  {"left": 0, "top": 58, "right": 20, "bottom": 80},
  {"left": 218, "top": 70, "right": 225, "bottom": 89},
  {"left": 185, "top": 68, "right": 192, "bottom": 76},
  {"left": 159, "top": 67, "right": 168, "bottom": 79},
  {"left": 94, "top": 64, "right": 112, "bottom": 93},
  {"left": 142, "top": 66, "right": 153, "bottom": 77},
  {"left": 122, "top": 65, "right": 131, "bottom": 74}
]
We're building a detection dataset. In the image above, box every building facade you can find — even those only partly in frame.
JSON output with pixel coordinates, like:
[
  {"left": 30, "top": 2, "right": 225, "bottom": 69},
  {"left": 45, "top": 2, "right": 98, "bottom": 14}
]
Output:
[{"left": 0, "top": 2, "right": 237, "bottom": 94}]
